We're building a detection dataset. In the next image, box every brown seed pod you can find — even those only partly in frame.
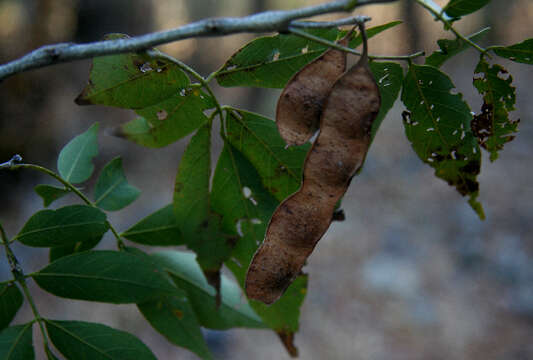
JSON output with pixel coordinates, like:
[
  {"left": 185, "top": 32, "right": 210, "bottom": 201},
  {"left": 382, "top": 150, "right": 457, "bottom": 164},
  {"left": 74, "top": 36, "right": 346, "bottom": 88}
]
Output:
[
  {"left": 246, "top": 23, "right": 381, "bottom": 304},
  {"left": 276, "top": 31, "right": 352, "bottom": 146}
]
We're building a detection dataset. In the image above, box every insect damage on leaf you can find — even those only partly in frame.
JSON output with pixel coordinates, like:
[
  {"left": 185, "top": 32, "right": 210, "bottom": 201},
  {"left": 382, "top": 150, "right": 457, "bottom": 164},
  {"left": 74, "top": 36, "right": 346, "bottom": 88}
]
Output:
[
  {"left": 472, "top": 57, "right": 520, "bottom": 161},
  {"left": 245, "top": 22, "right": 381, "bottom": 305}
]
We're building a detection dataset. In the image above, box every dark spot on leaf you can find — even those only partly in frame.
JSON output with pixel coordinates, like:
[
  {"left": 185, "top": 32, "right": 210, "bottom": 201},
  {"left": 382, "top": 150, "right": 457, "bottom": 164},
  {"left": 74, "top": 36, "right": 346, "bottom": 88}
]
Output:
[
  {"left": 172, "top": 309, "right": 184, "bottom": 319},
  {"left": 471, "top": 102, "right": 494, "bottom": 147}
]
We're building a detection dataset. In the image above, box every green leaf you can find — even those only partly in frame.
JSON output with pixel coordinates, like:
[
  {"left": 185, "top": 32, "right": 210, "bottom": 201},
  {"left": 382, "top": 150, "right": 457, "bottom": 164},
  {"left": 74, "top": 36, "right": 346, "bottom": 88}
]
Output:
[
  {"left": 425, "top": 28, "right": 490, "bottom": 68},
  {"left": 444, "top": 0, "right": 491, "bottom": 18},
  {"left": 46, "top": 320, "right": 156, "bottom": 360},
  {"left": 0, "top": 324, "right": 34, "bottom": 360},
  {"left": 75, "top": 34, "right": 190, "bottom": 109},
  {"left": 493, "top": 38, "right": 533, "bottom": 65},
  {"left": 152, "top": 250, "right": 265, "bottom": 330},
  {"left": 216, "top": 21, "right": 402, "bottom": 88},
  {"left": 173, "top": 124, "right": 234, "bottom": 297},
  {"left": 369, "top": 62, "right": 404, "bottom": 142},
  {"left": 117, "top": 89, "right": 212, "bottom": 148},
  {"left": 401, "top": 64, "right": 484, "bottom": 219},
  {"left": 121, "top": 205, "right": 182, "bottom": 246},
  {"left": 33, "top": 250, "right": 176, "bottom": 303},
  {"left": 48, "top": 237, "right": 102, "bottom": 262},
  {"left": 211, "top": 143, "right": 278, "bottom": 265},
  {"left": 0, "top": 284, "right": 23, "bottom": 331},
  {"left": 174, "top": 125, "right": 211, "bottom": 239},
  {"left": 472, "top": 57, "right": 519, "bottom": 161},
  {"left": 225, "top": 109, "right": 309, "bottom": 201},
  {"left": 15, "top": 205, "right": 108, "bottom": 247},
  {"left": 138, "top": 295, "right": 213, "bottom": 360},
  {"left": 34, "top": 185, "right": 71, "bottom": 207},
  {"left": 57, "top": 123, "right": 99, "bottom": 184},
  {"left": 211, "top": 144, "right": 308, "bottom": 351},
  {"left": 94, "top": 157, "right": 140, "bottom": 211}
]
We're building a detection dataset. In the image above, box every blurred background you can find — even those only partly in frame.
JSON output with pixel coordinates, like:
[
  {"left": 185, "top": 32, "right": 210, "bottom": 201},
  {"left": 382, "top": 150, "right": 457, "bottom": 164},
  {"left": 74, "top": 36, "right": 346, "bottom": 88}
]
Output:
[{"left": 0, "top": 0, "right": 532, "bottom": 359}]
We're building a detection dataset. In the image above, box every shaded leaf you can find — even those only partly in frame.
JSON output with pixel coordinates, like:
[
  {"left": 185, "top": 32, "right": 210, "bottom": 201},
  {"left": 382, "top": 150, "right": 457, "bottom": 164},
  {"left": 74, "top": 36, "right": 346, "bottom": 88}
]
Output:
[
  {"left": 0, "top": 284, "right": 23, "bottom": 331},
  {"left": 0, "top": 324, "right": 34, "bottom": 360},
  {"left": 75, "top": 34, "right": 190, "bottom": 109},
  {"left": 121, "top": 205, "right": 182, "bottom": 246},
  {"left": 493, "top": 38, "right": 533, "bottom": 65},
  {"left": 46, "top": 320, "right": 156, "bottom": 360},
  {"left": 401, "top": 64, "right": 484, "bottom": 219},
  {"left": 33, "top": 250, "right": 176, "bottom": 303},
  {"left": 57, "top": 123, "right": 99, "bottom": 184},
  {"left": 369, "top": 61, "right": 404, "bottom": 142},
  {"left": 225, "top": 109, "right": 309, "bottom": 201},
  {"left": 34, "top": 185, "right": 70, "bottom": 207},
  {"left": 48, "top": 237, "right": 102, "bottom": 262},
  {"left": 472, "top": 57, "right": 519, "bottom": 161},
  {"left": 152, "top": 250, "right": 265, "bottom": 330},
  {"left": 444, "top": 0, "right": 491, "bottom": 18},
  {"left": 94, "top": 157, "right": 140, "bottom": 211},
  {"left": 117, "top": 88, "right": 212, "bottom": 148},
  {"left": 425, "top": 28, "right": 490, "bottom": 68},
  {"left": 216, "top": 21, "right": 402, "bottom": 88},
  {"left": 16, "top": 205, "right": 108, "bottom": 247},
  {"left": 211, "top": 144, "right": 308, "bottom": 354},
  {"left": 138, "top": 295, "right": 212, "bottom": 360}
]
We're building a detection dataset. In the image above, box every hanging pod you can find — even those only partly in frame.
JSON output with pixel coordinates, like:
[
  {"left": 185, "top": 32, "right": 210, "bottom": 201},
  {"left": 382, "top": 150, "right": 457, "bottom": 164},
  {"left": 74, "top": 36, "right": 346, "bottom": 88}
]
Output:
[
  {"left": 246, "top": 22, "right": 381, "bottom": 304},
  {"left": 276, "top": 30, "right": 353, "bottom": 146}
]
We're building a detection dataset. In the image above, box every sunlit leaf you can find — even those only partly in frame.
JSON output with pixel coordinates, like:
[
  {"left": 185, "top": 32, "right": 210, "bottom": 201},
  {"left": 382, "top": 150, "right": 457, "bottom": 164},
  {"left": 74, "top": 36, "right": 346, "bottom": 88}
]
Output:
[
  {"left": 94, "top": 157, "right": 140, "bottom": 211},
  {"left": 401, "top": 64, "right": 484, "bottom": 219},
  {"left": 117, "top": 88, "right": 212, "bottom": 148},
  {"left": 16, "top": 205, "right": 108, "bottom": 247},
  {"left": 121, "top": 205, "right": 182, "bottom": 246},
  {"left": 472, "top": 57, "right": 519, "bottom": 161},
  {"left": 216, "top": 22, "right": 402, "bottom": 88},
  {"left": 57, "top": 123, "right": 99, "bottom": 184},
  {"left": 0, "top": 284, "right": 23, "bottom": 331},
  {"left": 33, "top": 250, "right": 176, "bottom": 303},
  {"left": 46, "top": 320, "right": 156, "bottom": 360},
  {"left": 75, "top": 34, "right": 190, "bottom": 109}
]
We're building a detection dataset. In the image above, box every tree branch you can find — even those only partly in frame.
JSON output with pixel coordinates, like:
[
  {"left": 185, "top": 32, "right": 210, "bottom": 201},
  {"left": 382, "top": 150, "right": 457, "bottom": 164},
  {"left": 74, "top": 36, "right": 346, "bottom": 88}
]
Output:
[{"left": 0, "top": 0, "right": 398, "bottom": 82}]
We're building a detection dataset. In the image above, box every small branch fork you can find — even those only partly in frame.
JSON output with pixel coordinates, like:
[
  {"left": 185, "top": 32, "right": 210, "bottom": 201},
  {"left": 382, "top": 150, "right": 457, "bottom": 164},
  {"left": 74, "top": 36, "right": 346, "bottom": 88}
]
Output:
[{"left": 0, "top": 0, "right": 398, "bottom": 82}]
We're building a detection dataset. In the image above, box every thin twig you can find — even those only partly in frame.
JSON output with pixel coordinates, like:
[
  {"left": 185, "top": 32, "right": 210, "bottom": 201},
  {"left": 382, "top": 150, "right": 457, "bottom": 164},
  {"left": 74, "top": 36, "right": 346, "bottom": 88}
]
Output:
[
  {"left": 288, "top": 27, "right": 425, "bottom": 61},
  {"left": 0, "top": 222, "right": 51, "bottom": 351},
  {"left": 415, "top": 0, "right": 487, "bottom": 54},
  {"left": 0, "top": 0, "right": 398, "bottom": 82},
  {"left": 4, "top": 159, "right": 126, "bottom": 249}
]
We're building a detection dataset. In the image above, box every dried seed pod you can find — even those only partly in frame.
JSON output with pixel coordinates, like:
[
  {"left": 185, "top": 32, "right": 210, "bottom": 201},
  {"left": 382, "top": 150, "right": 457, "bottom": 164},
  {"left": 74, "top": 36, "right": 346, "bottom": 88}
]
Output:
[
  {"left": 276, "top": 31, "right": 352, "bottom": 146},
  {"left": 246, "top": 23, "right": 380, "bottom": 304}
]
